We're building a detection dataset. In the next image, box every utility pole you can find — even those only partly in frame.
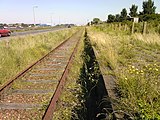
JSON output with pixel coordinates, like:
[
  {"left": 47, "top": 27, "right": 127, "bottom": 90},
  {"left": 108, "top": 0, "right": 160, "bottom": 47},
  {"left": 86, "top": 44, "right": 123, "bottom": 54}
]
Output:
[
  {"left": 33, "top": 6, "right": 38, "bottom": 26},
  {"left": 59, "top": 16, "right": 61, "bottom": 25},
  {"left": 50, "top": 13, "right": 54, "bottom": 26}
]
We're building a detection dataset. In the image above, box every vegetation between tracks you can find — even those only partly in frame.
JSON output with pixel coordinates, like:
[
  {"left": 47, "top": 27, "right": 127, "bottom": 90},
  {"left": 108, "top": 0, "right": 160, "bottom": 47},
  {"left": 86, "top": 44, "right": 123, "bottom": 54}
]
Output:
[
  {"left": 87, "top": 25, "right": 160, "bottom": 119},
  {"left": 0, "top": 27, "right": 79, "bottom": 87},
  {"left": 53, "top": 29, "right": 84, "bottom": 120}
]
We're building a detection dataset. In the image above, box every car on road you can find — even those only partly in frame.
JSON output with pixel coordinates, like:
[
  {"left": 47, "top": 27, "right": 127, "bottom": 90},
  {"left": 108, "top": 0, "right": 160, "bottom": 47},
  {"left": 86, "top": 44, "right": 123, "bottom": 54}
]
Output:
[
  {"left": 67, "top": 25, "right": 71, "bottom": 28},
  {"left": 0, "top": 26, "right": 11, "bottom": 37}
]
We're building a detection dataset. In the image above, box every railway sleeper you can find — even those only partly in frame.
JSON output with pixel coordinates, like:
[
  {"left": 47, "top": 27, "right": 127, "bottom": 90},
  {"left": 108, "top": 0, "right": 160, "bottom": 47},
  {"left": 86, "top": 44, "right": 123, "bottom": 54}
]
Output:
[
  {"left": 21, "top": 79, "right": 59, "bottom": 83},
  {"left": 12, "top": 89, "right": 55, "bottom": 94},
  {"left": 33, "top": 68, "right": 64, "bottom": 71},
  {"left": 29, "top": 73, "right": 62, "bottom": 77},
  {"left": 0, "top": 103, "right": 43, "bottom": 109}
]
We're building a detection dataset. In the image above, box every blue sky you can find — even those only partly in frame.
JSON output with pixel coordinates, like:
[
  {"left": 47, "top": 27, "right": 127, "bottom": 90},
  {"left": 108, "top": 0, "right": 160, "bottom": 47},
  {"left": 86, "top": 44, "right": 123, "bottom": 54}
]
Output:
[{"left": 1, "top": 0, "right": 160, "bottom": 25}]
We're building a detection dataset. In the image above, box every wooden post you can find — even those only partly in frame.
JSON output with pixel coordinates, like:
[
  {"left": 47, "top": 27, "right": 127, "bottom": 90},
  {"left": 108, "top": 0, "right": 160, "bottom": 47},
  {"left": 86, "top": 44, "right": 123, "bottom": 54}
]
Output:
[
  {"left": 115, "top": 24, "right": 118, "bottom": 30},
  {"left": 111, "top": 23, "right": 113, "bottom": 30},
  {"left": 119, "top": 23, "right": 121, "bottom": 30},
  {"left": 5, "top": 40, "right": 9, "bottom": 48},
  {"left": 158, "top": 25, "right": 160, "bottom": 34},
  {"left": 114, "top": 24, "right": 117, "bottom": 30},
  {"left": 143, "top": 22, "right": 147, "bottom": 35},
  {"left": 131, "top": 22, "right": 135, "bottom": 34},
  {"left": 124, "top": 24, "right": 127, "bottom": 31}
]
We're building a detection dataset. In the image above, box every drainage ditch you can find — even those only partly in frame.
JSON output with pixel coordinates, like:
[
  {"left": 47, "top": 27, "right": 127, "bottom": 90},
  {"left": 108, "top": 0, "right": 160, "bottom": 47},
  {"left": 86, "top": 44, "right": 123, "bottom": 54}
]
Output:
[{"left": 73, "top": 30, "right": 115, "bottom": 120}]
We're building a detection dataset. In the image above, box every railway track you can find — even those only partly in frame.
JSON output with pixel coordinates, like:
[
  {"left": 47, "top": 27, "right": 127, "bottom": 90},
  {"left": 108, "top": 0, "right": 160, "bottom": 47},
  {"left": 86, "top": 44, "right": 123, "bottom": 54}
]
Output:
[{"left": 0, "top": 29, "right": 83, "bottom": 120}]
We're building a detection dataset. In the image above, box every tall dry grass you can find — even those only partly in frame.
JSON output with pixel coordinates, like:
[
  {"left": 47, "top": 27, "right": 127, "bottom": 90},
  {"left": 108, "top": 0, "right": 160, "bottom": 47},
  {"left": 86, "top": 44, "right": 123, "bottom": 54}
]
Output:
[
  {"left": 0, "top": 28, "right": 79, "bottom": 86},
  {"left": 87, "top": 27, "right": 119, "bottom": 71},
  {"left": 87, "top": 25, "right": 160, "bottom": 119},
  {"left": 132, "top": 33, "right": 160, "bottom": 45}
]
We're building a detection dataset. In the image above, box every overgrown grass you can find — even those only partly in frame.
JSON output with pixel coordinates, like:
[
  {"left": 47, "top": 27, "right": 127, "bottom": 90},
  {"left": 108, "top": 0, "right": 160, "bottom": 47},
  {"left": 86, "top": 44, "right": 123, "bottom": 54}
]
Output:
[
  {"left": 0, "top": 28, "right": 79, "bottom": 87},
  {"left": 87, "top": 26, "right": 160, "bottom": 119}
]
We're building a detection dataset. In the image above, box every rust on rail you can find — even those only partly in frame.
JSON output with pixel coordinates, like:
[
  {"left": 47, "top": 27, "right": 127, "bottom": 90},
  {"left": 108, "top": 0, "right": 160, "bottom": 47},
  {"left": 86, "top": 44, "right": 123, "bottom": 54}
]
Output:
[
  {"left": 42, "top": 30, "right": 83, "bottom": 120},
  {"left": 0, "top": 31, "right": 78, "bottom": 98}
]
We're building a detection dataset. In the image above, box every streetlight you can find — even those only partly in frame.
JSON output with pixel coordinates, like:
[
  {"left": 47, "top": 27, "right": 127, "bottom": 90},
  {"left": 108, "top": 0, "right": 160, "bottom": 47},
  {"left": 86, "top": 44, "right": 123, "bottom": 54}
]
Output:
[
  {"left": 59, "top": 16, "right": 61, "bottom": 25},
  {"left": 33, "top": 6, "right": 38, "bottom": 26},
  {"left": 50, "top": 13, "right": 54, "bottom": 26}
]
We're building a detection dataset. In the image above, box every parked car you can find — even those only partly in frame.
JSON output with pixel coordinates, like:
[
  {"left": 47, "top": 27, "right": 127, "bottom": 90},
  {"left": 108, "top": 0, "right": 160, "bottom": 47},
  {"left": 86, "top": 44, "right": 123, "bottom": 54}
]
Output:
[
  {"left": 0, "top": 26, "right": 11, "bottom": 37},
  {"left": 67, "top": 25, "right": 71, "bottom": 28}
]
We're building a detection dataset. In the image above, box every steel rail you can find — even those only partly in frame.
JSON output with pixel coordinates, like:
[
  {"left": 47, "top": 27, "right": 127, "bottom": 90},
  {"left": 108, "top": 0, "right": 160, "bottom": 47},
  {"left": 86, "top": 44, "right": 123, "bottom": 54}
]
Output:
[
  {"left": 42, "top": 29, "right": 83, "bottom": 120},
  {"left": 0, "top": 30, "right": 79, "bottom": 98}
]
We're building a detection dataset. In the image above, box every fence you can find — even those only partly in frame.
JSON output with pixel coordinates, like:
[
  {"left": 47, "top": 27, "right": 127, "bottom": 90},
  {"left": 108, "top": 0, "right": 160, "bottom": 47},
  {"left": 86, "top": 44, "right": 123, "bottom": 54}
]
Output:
[{"left": 96, "top": 21, "right": 160, "bottom": 35}]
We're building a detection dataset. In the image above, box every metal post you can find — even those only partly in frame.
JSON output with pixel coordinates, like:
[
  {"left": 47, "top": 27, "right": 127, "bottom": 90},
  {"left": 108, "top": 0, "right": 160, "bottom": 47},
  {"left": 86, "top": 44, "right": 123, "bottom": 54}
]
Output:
[
  {"left": 50, "top": 13, "right": 54, "bottom": 26},
  {"left": 59, "top": 16, "right": 61, "bottom": 25},
  {"left": 33, "top": 6, "right": 38, "bottom": 26}
]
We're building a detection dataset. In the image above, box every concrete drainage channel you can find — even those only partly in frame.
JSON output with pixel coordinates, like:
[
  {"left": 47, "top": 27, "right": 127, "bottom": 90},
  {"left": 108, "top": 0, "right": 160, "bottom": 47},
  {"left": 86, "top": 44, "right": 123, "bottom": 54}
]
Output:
[
  {"left": 79, "top": 30, "right": 133, "bottom": 120},
  {"left": 74, "top": 30, "right": 116, "bottom": 120}
]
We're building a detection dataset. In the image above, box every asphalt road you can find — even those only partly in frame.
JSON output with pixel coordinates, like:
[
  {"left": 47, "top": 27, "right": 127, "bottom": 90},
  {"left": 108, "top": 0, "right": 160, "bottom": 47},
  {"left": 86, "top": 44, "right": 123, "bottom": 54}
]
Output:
[{"left": 0, "top": 27, "right": 66, "bottom": 40}]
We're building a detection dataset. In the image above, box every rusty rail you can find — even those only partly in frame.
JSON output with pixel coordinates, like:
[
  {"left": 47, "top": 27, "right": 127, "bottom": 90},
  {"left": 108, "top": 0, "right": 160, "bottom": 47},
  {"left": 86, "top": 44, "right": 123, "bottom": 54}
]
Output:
[
  {"left": 0, "top": 30, "right": 79, "bottom": 98},
  {"left": 0, "top": 29, "right": 83, "bottom": 120},
  {"left": 42, "top": 30, "right": 82, "bottom": 120}
]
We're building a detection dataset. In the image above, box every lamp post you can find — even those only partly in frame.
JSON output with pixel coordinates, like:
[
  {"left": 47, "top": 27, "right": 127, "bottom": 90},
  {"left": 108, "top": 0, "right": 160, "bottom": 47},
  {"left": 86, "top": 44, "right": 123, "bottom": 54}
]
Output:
[
  {"left": 33, "top": 6, "right": 38, "bottom": 26},
  {"left": 59, "top": 16, "right": 61, "bottom": 25},
  {"left": 50, "top": 13, "right": 54, "bottom": 26}
]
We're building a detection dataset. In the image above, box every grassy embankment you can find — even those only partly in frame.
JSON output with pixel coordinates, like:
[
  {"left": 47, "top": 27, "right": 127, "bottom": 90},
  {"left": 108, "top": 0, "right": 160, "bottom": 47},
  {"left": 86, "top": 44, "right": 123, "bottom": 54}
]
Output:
[
  {"left": 87, "top": 24, "right": 160, "bottom": 119},
  {"left": 0, "top": 27, "right": 79, "bottom": 87}
]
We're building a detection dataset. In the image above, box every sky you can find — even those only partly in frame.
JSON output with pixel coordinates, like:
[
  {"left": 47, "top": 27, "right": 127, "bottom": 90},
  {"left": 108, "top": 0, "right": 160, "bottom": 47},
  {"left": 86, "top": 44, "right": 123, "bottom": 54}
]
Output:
[{"left": 0, "top": 0, "right": 160, "bottom": 25}]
